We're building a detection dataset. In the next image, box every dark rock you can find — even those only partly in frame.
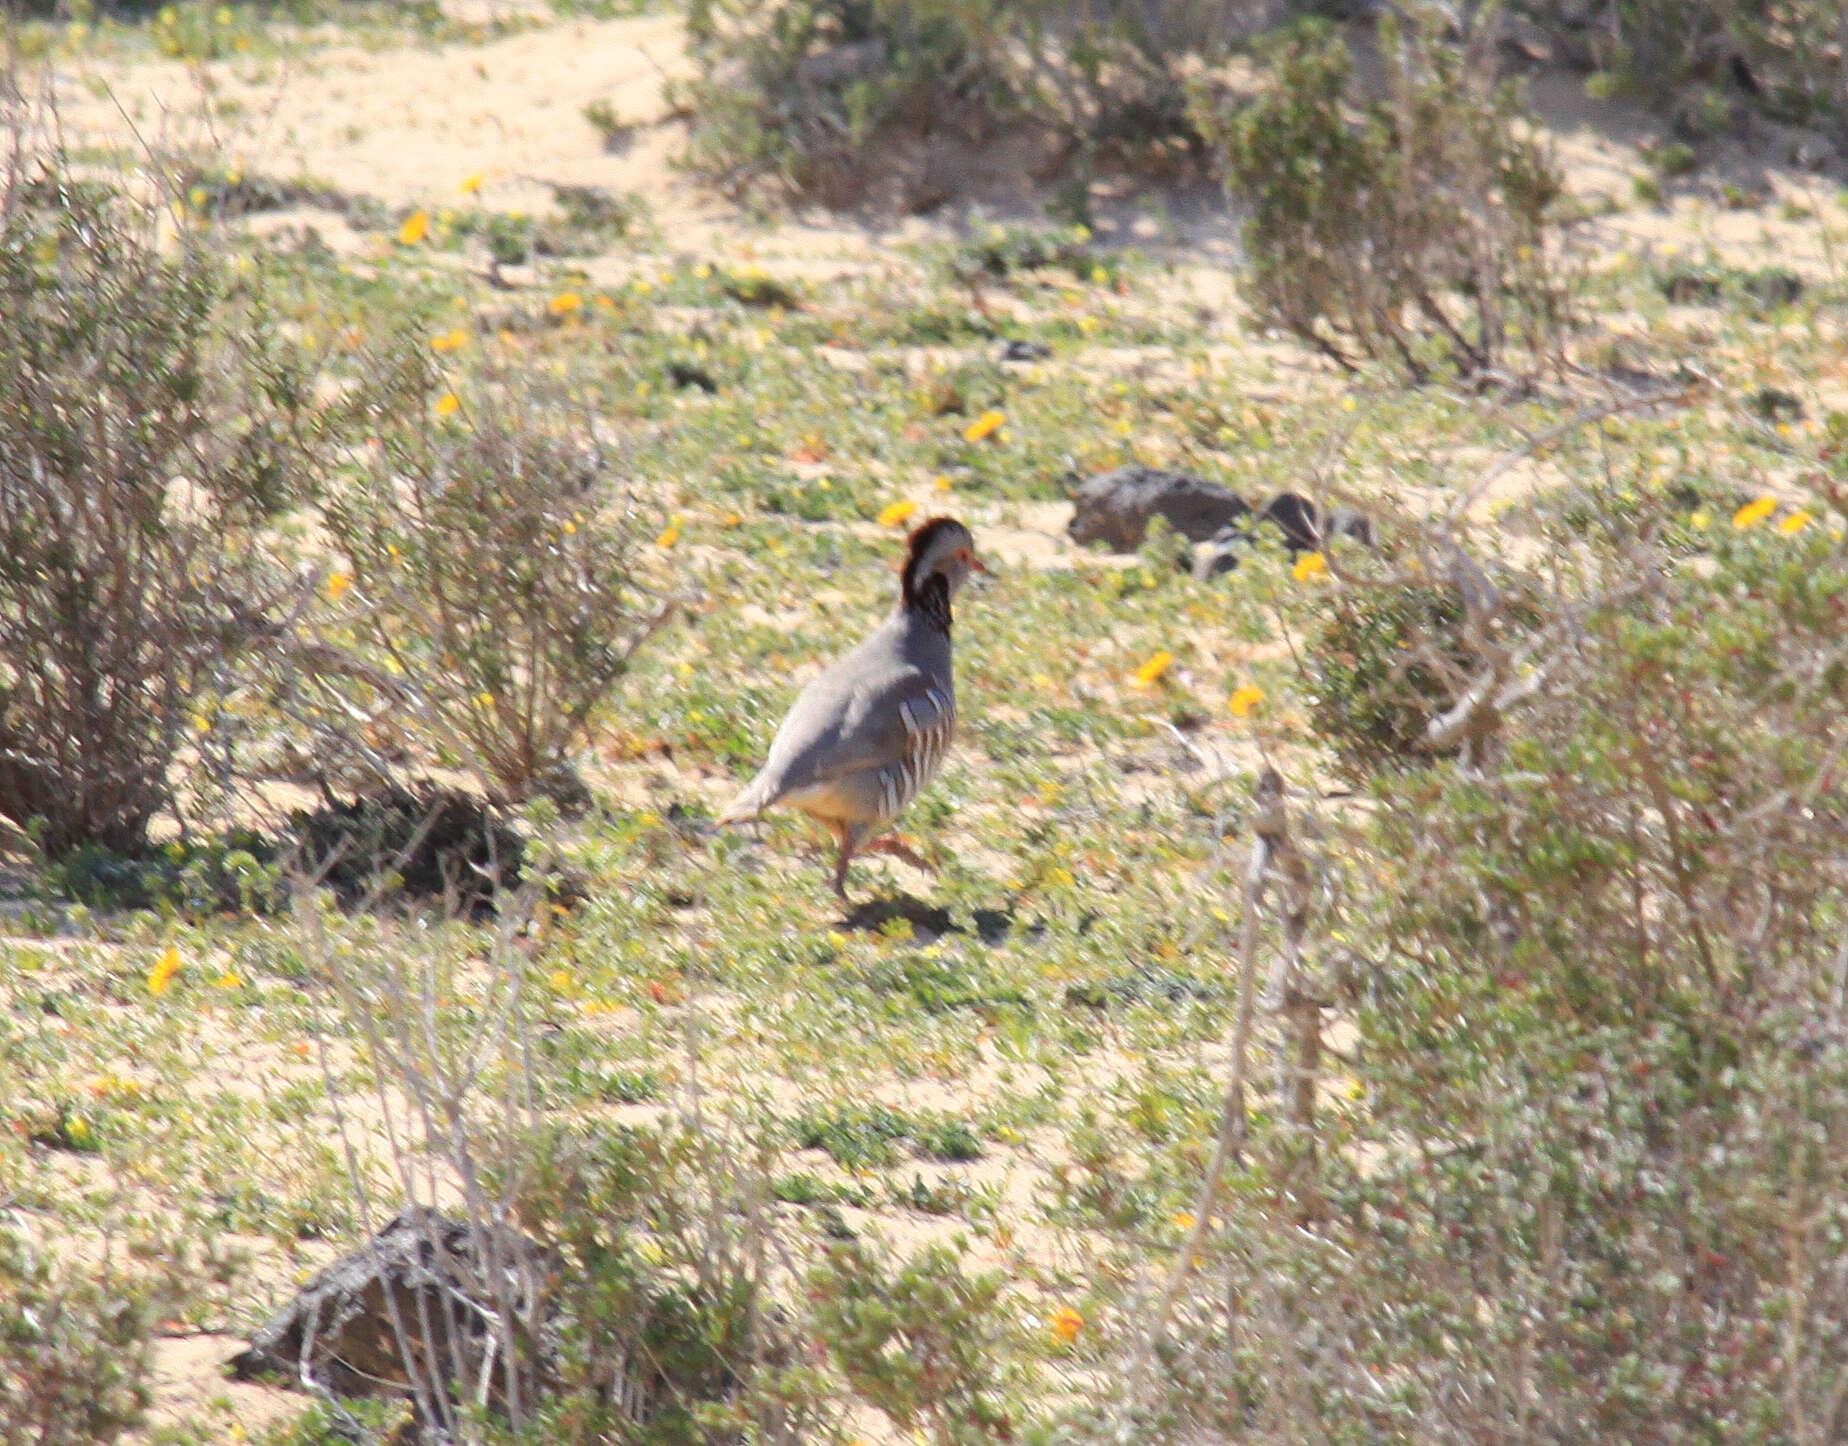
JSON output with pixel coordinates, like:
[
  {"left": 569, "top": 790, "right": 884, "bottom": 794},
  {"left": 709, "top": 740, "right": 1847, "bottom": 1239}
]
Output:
[
  {"left": 232, "top": 1206, "right": 555, "bottom": 1421},
  {"left": 287, "top": 782, "right": 525, "bottom": 912},
  {"left": 666, "top": 360, "right": 718, "bottom": 393},
  {"left": 1067, "top": 465, "right": 1252, "bottom": 551},
  {"left": 794, "top": 39, "right": 887, "bottom": 89},
  {"left": 998, "top": 338, "right": 1052, "bottom": 363},
  {"left": 1191, "top": 492, "right": 1374, "bottom": 580}
]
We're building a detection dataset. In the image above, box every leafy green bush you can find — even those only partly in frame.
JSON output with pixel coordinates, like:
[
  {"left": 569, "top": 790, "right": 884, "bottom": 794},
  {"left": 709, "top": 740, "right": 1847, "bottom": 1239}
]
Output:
[
  {"left": 810, "top": 1237, "right": 1021, "bottom": 1444},
  {"left": 0, "top": 160, "right": 318, "bottom": 857},
  {"left": 676, "top": 0, "right": 1035, "bottom": 205},
  {"left": 1125, "top": 488, "right": 1848, "bottom": 1442},
  {"left": 0, "top": 1226, "right": 176, "bottom": 1446},
  {"left": 515, "top": 1125, "right": 826, "bottom": 1444},
  {"left": 1194, "top": 15, "right": 1573, "bottom": 381},
  {"left": 1305, "top": 583, "right": 1472, "bottom": 776},
  {"left": 673, "top": 0, "right": 1248, "bottom": 206},
  {"left": 1510, "top": 0, "right": 1848, "bottom": 142}
]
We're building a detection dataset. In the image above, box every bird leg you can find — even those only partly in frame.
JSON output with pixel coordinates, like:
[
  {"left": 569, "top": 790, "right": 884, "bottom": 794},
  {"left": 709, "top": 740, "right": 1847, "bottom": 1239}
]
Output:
[
  {"left": 824, "top": 820, "right": 855, "bottom": 901},
  {"left": 864, "top": 834, "right": 936, "bottom": 875}
]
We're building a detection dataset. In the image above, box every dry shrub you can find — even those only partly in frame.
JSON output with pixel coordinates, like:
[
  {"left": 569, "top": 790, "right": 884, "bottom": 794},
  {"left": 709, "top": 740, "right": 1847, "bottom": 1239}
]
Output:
[
  {"left": 1194, "top": 12, "right": 1575, "bottom": 382},
  {"left": 0, "top": 149, "right": 318, "bottom": 856},
  {"left": 303, "top": 351, "right": 673, "bottom": 805}
]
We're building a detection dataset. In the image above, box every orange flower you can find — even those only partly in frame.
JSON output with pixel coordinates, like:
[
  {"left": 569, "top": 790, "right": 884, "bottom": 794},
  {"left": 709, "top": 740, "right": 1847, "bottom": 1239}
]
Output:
[
  {"left": 548, "top": 292, "right": 583, "bottom": 316},
  {"left": 963, "top": 410, "right": 1005, "bottom": 443},
  {"left": 1050, "top": 1307, "right": 1083, "bottom": 1346},
  {"left": 397, "top": 210, "right": 430, "bottom": 246},
  {"left": 1229, "top": 685, "right": 1264, "bottom": 718},
  {"left": 325, "top": 572, "right": 351, "bottom": 602},
  {"left": 1732, "top": 495, "right": 1776, "bottom": 529},
  {"left": 1292, "top": 551, "right": 1328, "bottom": 582},
  {"left": 877, "top": 499, "right": 919, "bottom": 527},
  {"left": 433, "top": 391, "right": 461, "bottom": 417},
  {"left": 147, "top": 946, "right": 183, "bottom": 996},
  {"left": 1778, "top": 510, "right": 1812, "bottom": 534},
  {"left": 430, "top": 327, "right": 468, "bottom": 353},
  {"left": 1132, "top": 650, "right": 1173, "bottom": 686}
]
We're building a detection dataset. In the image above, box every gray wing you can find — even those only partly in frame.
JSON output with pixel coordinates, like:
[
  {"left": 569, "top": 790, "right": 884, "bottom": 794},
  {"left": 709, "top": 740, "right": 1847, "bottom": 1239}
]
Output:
[{"left": 753, "top": 656, "right": 953, "bottom": 808}]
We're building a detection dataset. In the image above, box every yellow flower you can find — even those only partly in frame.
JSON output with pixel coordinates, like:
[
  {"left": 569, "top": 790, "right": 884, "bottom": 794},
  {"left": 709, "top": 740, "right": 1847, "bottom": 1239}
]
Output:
[
  {"left": 550, "top": 969, "right": 572, "bottom": 991},
  {"left": 214, "top": 970, "right": 242, "bottom": 989},
  {"left": 430, "top": 327, "right": 468, "bottom": 353},
  {"left": 934, "top": 473, "right": 952, "bottom": 491},
  {"left": 325, "top": 571, "right": 351, "bottom": 602},
  {"left": 877, "top": 499, "right": 919, "bottom": 528},
  {"left": 1732, "top": 495, "right": 1776, "bottom": 529},
  {"left": 1090, "top": 265, "right": 1108, "bottom": 285},
  {"left": 963, "top": 410, "right": 1005, "bottom": 443},
  {"left": 1050, "top": 1307, "right": 1083, "bottom": 1346},
  {"left": 433, "top": 391, "right": 460, "bottom": 417},
  {"left": 1688, "top": 510, "right": 1711, "bottom": 530},
  {"left": 459, "top": 171, "right": 485, "bottom": 195},
  {"left": 189, "top": 185, "right": 209, "bottom": 211},
  {"left": 1292, "top": 551, "right": 1328, "bottom": 582},
  {"left": 1778, "top": 510, "right": 1812, "bottom": 534},
  {"left": 1340, "top": 395, "right": 1358, "bottom": 412},
  {"left": 147, "top": 946, "right": 183, "bottom": 996},
  {"left": 1229, "top": 685, "right": 1264, "bottom": 718},
  {"left": 548, "top": 292, "right": 583, "bottom": 316},
  {"left": 1132, "top": 650, "right": 1173, "bottom": 686},
  {"left": 1171, "top": 1211, "right": 1196, "bottom": 1231},
  {"left": 193, "top": 713, "right": 212, "bottom": 733},
  {"left": 656, "top": 521, "right": 681, "bottom": 548},
  {"left": 397, "top": 209, "right": 430, "bottom": 246}
]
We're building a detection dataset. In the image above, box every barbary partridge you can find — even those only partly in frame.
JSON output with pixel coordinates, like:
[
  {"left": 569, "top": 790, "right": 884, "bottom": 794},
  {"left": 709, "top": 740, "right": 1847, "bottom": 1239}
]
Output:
[{"left": 718, "top": 517, "right": 983, "bottom": 899}]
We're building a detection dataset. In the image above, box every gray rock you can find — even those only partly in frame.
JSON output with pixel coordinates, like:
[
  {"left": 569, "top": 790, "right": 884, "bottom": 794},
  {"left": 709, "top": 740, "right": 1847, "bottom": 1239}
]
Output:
[
  {"left": 232, "top": 1206, "right": 554, "bottom": 1423},
  {"left": 1067, "top": 465, "right": 1252, "bottom": 552},
  {"left": 1191, "top": 492, "right": 1374, "bottom": 580}
]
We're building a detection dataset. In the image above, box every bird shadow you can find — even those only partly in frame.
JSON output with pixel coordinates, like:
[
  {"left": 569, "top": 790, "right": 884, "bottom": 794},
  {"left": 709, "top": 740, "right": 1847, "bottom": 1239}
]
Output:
[{"left": 834, "top": 893, "right": 1029, "bottom": 947}]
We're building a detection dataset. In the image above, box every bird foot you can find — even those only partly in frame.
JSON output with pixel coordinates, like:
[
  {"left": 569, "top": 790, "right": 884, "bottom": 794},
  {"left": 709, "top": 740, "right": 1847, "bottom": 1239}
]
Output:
[{"left": 865, "top": 835, "right": 936, "bottom": 874}]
